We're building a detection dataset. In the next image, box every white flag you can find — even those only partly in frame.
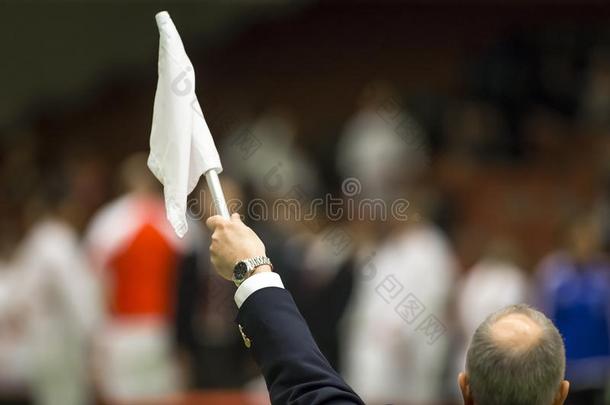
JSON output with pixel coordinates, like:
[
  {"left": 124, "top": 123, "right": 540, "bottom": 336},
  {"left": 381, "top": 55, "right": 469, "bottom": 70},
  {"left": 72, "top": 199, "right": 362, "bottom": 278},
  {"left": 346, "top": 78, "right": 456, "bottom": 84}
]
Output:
[{"left": 148, "top": 11, "right": 222, "bottom": 238}]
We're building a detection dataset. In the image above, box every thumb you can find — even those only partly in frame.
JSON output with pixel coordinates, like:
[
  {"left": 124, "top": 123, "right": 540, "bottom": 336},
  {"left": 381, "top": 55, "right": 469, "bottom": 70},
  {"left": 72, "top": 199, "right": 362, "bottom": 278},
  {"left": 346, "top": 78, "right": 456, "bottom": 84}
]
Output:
[
  {"left": 206, "top": 215, "right": 227, "bottom": 231},
  {"left": 231, "top": 212, "right": 242, "bottom": 222}
]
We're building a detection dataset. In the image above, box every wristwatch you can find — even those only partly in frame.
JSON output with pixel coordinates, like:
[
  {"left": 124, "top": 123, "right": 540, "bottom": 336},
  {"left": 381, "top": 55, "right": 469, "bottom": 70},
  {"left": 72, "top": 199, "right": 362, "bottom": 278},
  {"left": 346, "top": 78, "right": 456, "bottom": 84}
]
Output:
[{"left": 232, "top": 256, "right": 273, "bottom": 286}]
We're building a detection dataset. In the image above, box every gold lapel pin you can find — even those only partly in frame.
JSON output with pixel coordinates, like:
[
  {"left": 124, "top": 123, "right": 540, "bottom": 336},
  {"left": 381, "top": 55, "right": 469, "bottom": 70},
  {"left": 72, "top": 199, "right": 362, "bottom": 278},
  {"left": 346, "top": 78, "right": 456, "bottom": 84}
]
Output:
[{"left": 238, "top": 324, "right": 251, "bottom": 348}]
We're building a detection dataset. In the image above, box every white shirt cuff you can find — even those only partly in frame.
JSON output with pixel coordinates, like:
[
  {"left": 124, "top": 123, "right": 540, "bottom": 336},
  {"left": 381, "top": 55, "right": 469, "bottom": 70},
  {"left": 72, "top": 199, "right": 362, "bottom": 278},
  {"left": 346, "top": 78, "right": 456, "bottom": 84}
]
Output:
[{"left": 234, "top": 272, "right": 285, "bottom": 308}]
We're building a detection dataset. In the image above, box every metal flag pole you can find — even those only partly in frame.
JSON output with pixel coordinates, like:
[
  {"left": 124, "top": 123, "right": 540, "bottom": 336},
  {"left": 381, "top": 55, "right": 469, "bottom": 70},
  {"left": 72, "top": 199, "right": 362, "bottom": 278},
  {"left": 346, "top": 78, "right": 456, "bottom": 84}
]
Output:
[{"left": 205, "top": 169, "right": 231, "bottom": 219}]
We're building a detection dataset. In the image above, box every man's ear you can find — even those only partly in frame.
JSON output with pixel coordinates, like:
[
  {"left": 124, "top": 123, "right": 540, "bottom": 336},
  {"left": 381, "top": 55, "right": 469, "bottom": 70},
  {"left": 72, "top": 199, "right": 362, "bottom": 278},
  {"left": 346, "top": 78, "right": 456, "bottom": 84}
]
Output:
[
  {"left": 458, "top": 372, "right": 474, "bottom": 405},
  {"left": 553, "top": 380, "right": 570, "bottom": 405}
]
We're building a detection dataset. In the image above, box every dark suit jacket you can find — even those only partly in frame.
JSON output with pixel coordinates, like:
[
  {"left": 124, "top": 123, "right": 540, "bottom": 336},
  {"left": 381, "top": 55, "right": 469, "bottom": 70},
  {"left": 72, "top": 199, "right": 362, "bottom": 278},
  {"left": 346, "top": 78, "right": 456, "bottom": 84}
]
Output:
[{"left": 236, "top": 287, "right": 365, "bottom": 405}]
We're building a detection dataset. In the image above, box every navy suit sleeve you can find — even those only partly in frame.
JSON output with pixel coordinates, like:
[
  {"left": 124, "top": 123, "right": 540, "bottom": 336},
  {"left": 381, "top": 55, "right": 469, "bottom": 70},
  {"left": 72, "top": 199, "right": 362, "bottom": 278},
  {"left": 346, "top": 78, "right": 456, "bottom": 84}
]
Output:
[{"left": 236, "top": 287, "right": 364, "bottom": 405}]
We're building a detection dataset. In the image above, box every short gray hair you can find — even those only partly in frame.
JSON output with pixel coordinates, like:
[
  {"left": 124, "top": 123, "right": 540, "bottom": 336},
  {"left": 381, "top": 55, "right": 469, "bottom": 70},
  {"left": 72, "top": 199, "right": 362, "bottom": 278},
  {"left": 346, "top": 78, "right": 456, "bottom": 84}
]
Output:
[{"left": 466, "top": 304, "right": 565, "bottom": 405}]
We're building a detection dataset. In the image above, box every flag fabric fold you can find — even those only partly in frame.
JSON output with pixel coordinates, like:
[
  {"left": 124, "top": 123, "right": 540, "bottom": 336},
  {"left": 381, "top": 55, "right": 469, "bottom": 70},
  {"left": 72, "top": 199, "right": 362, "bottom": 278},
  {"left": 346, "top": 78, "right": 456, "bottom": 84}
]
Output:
[{"left": 148, "top": 11, "right": 223, "bottom": 238}]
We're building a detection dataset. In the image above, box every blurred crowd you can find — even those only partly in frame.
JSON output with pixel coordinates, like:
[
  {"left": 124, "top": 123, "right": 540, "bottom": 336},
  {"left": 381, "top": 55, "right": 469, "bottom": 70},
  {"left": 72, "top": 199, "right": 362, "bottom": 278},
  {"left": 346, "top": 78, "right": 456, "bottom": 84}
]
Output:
[{"left": 1, "top": 24, "right": 610, "bottom": 405}]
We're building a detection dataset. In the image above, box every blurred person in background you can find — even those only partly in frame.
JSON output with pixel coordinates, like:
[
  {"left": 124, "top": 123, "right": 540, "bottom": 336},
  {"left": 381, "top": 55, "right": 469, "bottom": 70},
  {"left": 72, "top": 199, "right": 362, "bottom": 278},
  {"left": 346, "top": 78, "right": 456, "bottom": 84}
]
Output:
[
  {"left": 534, "top": 211, "right": 610, "bottom": 405},
  {"left": 84, "top": 153, "right": 183, "bottom": 401},
  {"left": 341, "top": 210, "right": 458, "bottom": 404},
  {"left": 173, "top": 175, "right": 261, "bottom": 390},
  {"left": 336, "top": 81, "right": 427, "bottom": 201},
  {"left": 337, "top": 82, "right": 458, "bottom": 403},
  {"left": 0, "top": 159, "right": 103, "bottom": 405}
]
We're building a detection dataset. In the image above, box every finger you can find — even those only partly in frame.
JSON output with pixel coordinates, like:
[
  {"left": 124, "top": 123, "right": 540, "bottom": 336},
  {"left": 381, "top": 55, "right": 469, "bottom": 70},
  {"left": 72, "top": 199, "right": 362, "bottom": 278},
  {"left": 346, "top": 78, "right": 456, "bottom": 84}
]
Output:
[
  {"left": 206, "top": 215, "right": 228, "bottom": 231},
  {"left": 231, "top": 212, "right": 242, "bottom": 222}
]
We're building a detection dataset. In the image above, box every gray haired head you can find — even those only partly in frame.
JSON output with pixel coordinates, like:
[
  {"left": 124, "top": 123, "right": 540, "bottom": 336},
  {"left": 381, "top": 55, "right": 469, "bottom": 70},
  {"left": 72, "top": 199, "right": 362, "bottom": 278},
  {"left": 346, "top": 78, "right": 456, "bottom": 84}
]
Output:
[{"left": 465, "top": 304, "right": 566, "bottom": 405}]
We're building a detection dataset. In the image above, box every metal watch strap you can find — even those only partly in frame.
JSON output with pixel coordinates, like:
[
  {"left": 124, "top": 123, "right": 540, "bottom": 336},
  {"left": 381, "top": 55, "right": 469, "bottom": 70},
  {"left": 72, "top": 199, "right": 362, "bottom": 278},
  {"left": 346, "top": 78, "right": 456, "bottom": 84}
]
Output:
[
  {"left": 248, "top": 256, "right": 271, "bottom": 270},
  {"left": 233, "top": 256, "right": 272, "bottom": 286}
]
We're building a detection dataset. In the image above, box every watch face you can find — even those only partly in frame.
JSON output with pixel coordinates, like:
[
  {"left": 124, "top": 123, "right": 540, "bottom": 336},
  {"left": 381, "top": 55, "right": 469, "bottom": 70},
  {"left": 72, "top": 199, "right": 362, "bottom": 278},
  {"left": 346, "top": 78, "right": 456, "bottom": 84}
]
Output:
[{"left": 234, "top": 261, "right": 248, "bottom": 280}]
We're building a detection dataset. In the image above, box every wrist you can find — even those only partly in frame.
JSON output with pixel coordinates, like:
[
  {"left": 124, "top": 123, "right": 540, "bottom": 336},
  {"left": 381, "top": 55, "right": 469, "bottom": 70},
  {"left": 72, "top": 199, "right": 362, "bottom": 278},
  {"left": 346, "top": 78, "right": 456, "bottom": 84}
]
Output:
[{"left": 248, "top": 264, "right": 272, "bottom": 278}]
